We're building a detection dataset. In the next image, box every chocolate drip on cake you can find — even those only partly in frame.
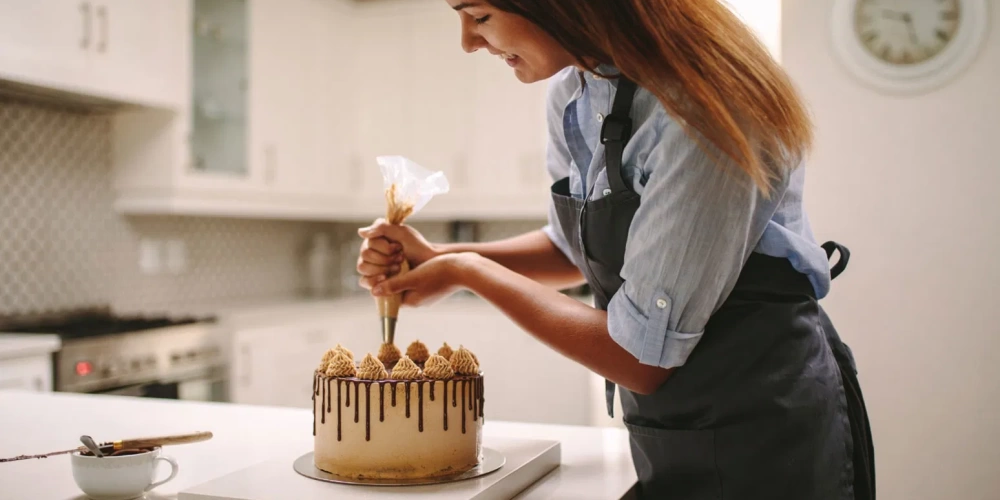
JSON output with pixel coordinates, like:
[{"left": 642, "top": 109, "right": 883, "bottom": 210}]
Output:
[
  {"left": 405, "top": 381, "right": 411, "bottom": 418},
  {"left": 479, "top": 378, "right": 485, "bottom": 418},
  {"left": 320, "top": 377, "right": 327, "bottom": 425},
  {"left": 364, "top": 382, "right": 372, "bottom": 441},
  {"left": 354, "top": 382, "right": 360, "bottom": 423},
  {"left": 312, "top": 370, "right": 484, "bottom": 445},
  {"left": 379, "top": 383, "right": 385, "bottom": 422},
  {"left": 443, "top": 379, "right": 448, "bottom": 431},
  {"left": 418, "top": 381, "right": 424, "bottom": 432},
  {"left": 312, "top": 375, "right": 317, "bottom": 436},
  {"left": 472, "top": 378, "right": 478, "bottom": 422}
]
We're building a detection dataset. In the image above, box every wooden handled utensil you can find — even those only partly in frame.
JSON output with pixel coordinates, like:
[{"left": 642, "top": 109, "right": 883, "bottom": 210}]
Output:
[
  {"left": 0, "top": 431, "right": 213, "bottom": 463},
  {"left": 102, "top": 430, "right": 213, "bottom": 452}
]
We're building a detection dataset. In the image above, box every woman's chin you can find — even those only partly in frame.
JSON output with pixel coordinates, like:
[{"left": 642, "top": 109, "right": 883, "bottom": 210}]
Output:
[{"left": 512, "top": 67, "right": 543, "bottom": 84}]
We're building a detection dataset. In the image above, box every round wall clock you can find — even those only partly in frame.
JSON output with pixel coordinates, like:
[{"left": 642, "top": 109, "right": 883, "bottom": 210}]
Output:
[{"left": 831, "top": 0, "right": 990, "bottom": 94}]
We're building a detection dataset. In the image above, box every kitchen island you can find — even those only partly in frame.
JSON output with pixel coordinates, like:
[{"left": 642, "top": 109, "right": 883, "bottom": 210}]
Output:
[{"left": 0, "top": 391, "right": 637, "bottom": 499}]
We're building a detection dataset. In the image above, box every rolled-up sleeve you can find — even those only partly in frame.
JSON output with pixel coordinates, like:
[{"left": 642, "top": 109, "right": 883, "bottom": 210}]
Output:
[{"left": 607, "top": 116, "right": 784, "bottom": 369}]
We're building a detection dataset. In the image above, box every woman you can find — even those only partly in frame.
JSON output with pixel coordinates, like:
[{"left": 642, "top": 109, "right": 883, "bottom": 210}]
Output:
[{"left": 358, "top": 1, "right": 875, "bottom": 498}]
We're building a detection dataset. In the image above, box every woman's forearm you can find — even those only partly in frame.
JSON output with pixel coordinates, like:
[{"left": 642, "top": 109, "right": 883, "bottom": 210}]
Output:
[
  {"left": 454, "top": 253, "right": 673, "bottom": 395},
  {"left": 437, "top": 230, "right": 585, "bottom": 290}
]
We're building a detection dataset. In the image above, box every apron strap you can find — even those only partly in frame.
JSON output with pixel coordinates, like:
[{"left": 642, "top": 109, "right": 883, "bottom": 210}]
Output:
[
  {"left": 821, "top": 241, "right": 851, "bottom": 280},
  {"left": 601, "top": 76, "right": 639, "bottom": 419},
  {"left": 601, "top": 78, "right": 639, "bottom": 194}
]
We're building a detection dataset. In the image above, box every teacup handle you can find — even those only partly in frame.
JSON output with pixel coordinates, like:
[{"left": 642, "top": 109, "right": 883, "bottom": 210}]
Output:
[{"left": 145, "top": 455, "right": 179, "bottom": 492}]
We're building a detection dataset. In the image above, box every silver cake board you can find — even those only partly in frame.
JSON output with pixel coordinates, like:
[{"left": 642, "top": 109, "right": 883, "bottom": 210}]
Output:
[{"left": 178, "top": 436, "right": 561, "bottom": 500}]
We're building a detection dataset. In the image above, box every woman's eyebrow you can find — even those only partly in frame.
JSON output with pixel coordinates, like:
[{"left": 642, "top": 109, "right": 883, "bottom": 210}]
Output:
[{"left": 452, "top": 2, "right": 481, "bottom": 10}]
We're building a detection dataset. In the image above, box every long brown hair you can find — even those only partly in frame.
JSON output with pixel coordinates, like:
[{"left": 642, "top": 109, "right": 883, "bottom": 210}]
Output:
[{"left": 486, "top": 0, "right": 812, "bottom": 196}]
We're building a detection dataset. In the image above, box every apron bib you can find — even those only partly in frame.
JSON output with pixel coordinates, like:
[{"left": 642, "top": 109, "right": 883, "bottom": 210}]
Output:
[{"left": 549, "top": 78, "right": 875, "bottom": 499}]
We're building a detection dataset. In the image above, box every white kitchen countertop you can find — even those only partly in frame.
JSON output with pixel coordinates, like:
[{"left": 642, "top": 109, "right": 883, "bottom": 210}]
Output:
[
  {"left": 0, "top": 334, "right": 61, "bottom": 360},
  {"left": 0, "top": 391, "right": 637, "bottom": 499}
]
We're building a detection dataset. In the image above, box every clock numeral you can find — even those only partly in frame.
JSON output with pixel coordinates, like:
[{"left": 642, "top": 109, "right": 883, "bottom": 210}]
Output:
[
  {"left": 879, "top": 44, "right": 891, "bottom": 61},
  {"left": 901, "top": 50, "right": 912, "bottom": 64},
  {"left": 936, "top": 29, "right": 952, "bottom": 42},
  {"left": 941, "top": 10, "right": 959, "bottom": 21},
  {"left": 862, "top": 31, "right": 878, "bottom": 44}
]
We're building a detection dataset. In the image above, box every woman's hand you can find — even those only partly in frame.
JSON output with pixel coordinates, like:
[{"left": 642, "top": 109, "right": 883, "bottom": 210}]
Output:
[
  {"left": 356, "top": 219, "right": 442, "bottom": 291},
  {"left": 370, "top": 253, "right": 474, "bottom": 307}
]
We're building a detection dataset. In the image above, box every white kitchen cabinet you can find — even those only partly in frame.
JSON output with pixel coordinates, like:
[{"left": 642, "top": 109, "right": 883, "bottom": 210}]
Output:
[
  {"left": 113, "top": 0, "right": 358, "bottom": 220},
  {"left": 0, "top": 0, "right": 90, "bottom": 94},
  {"left": 405, "top": 4, "right": 475, "bottom": 207},
  {"left": 463, "top": 44, "right": 552, "bottom": 218},
  {"left": 229, "top": 319, "right": 340, "bottom": 408},
  {"left": 0, "top": 0, "right": 184, "bottom": 109},
  {"left": 347, "top": 5, "right": 412, "bottom": 216},
  {"left": 346, "top": 0, "right": 552, "bottom": 221},
  {"left": 88, "top": 0, "right": 186, "bottom": 108},
  {"left": 0, "top": 355, "right": 53, "bottom": 393},
  {"left": 390, "top": 302, "right": 594, "bottom": 426}
]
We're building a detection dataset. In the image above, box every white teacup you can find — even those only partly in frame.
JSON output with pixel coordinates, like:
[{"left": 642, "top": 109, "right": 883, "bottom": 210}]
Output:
[{"left": 70, "top": 447, "right": 179, "bottom": 500}]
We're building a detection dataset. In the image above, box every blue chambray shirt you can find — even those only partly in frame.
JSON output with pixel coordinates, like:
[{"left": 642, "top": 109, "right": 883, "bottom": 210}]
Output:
[{"left": 541, "top": 66, "right": 833, "bottom": 369}]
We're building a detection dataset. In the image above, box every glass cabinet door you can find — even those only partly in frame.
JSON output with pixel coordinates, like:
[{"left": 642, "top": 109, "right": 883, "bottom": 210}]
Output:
[{"left": 189, "top": 0, "right": 248, "bottom": 177}]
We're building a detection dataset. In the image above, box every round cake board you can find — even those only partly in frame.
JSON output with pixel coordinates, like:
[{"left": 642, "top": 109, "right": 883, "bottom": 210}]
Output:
[{"left": 292, "top": 448, "right": 505, "bottom": 487}]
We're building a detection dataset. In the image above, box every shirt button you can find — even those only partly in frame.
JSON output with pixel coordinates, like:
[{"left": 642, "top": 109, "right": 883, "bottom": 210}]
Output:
[
  {"left": 602, "top": 188, "right": 612, "bottom": 196},
  {"left": 596, "top": 113, "right": 604, "bottom": 123},
  {"left": 655, "top": 298, "right": 668, "bottom": 309}
]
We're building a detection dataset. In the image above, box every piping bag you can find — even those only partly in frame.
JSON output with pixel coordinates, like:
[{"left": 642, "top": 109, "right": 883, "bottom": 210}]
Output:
[{"left": 374, "top": 156, "right": 449, "bottom": 345}]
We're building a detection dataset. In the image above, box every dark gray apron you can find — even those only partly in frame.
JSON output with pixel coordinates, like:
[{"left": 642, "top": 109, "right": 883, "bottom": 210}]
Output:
[{"left": 549, "top": 78, "right": 875, "bottom": 499}]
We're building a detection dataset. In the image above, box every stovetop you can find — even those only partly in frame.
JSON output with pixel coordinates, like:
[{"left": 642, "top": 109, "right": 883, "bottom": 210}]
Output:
[{"left": 0, "top": 308, "right": 215, "bottom": 340}]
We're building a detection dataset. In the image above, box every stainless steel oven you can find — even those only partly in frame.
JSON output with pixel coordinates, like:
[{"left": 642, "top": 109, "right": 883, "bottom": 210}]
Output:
[{"left": 0, "top": 308, "right": 228, "bottom": 403}]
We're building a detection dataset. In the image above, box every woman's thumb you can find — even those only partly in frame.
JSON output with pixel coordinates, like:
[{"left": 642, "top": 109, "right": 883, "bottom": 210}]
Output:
[
  {"left": 373, "top": 271, "right": 412, "bottom": 296},
  {"left": 358, "top": 219, "right": 399, "bottom": 240}
]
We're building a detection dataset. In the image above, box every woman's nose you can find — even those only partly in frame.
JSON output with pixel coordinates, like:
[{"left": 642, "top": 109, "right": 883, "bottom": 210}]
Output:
[{"left": 459, "top": 16, "right": 487, "bottom": 53}]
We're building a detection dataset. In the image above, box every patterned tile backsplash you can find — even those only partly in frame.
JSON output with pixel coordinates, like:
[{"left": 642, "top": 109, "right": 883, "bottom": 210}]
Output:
[{"left": 0, "top": 98, "right": 546, "bottom": 317}]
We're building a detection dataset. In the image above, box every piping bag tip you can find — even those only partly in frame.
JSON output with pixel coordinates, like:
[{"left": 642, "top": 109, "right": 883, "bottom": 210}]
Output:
[{"left": 381, "top": 316, "right": 397, "bottom": 345}]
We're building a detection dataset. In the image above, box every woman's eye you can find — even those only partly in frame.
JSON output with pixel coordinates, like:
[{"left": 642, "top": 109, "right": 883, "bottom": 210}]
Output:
[{"left": 474, "top": 14, "right": 491, "bottom": 25}]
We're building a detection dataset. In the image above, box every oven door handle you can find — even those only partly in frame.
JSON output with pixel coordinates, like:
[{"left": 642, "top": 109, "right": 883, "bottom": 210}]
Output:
[{"left": 95, "top": 383, "right": 150, "bottom": 398}]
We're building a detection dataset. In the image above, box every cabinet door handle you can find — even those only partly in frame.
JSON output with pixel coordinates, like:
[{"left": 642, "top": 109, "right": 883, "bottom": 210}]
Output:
[
  {"left": 241, "top": 345, "right": 252, "bottom": 386},
  {"left": 95, "top": 4, "right": 108, "bottom": 53},
  {"left": 79, "top": 2, "right": 91, "bottom": 49}
]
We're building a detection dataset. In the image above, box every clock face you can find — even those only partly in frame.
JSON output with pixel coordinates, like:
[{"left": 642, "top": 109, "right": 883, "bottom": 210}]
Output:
[{"left": 853, "top": 0, "right": 961, "bottom": 66}]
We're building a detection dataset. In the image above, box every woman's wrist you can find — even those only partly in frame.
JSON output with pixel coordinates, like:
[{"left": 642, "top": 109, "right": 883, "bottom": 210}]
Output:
[
  {"left": 433, "top": 241, "right": 474, "bottom": 258},
  {"left": 447, "top": 251, "right": 487, "bottom": 290}
]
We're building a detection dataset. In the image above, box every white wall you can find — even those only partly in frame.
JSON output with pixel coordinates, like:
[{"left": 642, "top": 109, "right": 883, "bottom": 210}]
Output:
[
  {"left": 725, "top": 0, "right": 782, "bottom": 59},
  {"left": 782, "top": 3, "right": 1000, "bottom": 500}
]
